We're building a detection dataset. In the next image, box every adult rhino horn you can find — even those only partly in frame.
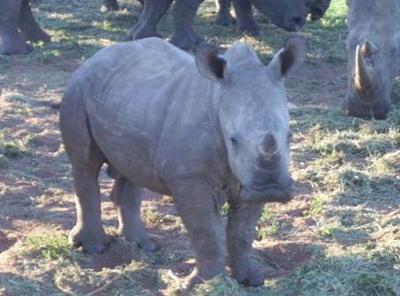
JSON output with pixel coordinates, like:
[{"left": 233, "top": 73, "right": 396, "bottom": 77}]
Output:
[
  {"left": 354, "top": 43, "right": 374, "bottom": 94},
  {"left": 361, "top": 41, "right": 378, "bottom": 56}
]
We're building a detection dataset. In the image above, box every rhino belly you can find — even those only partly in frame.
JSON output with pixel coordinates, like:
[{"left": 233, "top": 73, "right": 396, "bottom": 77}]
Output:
[{"left": 87, "top": 106, "right": 170, "bottom": 195}]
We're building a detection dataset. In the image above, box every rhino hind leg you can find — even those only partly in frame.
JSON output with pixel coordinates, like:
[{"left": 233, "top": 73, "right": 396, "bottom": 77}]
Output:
[
  {"left": 60, "top": 88, "right": 109, "bottom": 254},
  {"left": 232, "top": 0, "right": 260, "bottom": 36},
  {"left": 167, "top": 178, "right": 225, "bottom": 288},
  {"left": 170, "top": 0, "right": 204, "bottom": 50},
  {"left": 215, "top": 0, "right": 235, "bottom": 26},
  {"left": 226, "top": 200, "right": 265, "bottom": 286},
  {"left": 18, "top": 0, "right": 50, "bottom": 43},
  {"left": 129, "top": 0, "right": 173, "bottom": 40},
  {"left": 0, "top": 0, "right": 32, "bottom": 55},
  {"left": 110, "top": 175, "right": 158, "bottom": 252}
]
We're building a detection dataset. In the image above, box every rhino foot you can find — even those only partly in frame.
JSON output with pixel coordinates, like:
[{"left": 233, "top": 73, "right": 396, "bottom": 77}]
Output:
[
  {"left": 122, "top": 230, "right": 159, "bottom": 252},
  {"left": 23, "top": 30, "right": 50, "bottom": 43},
  {"left": 215, "top": 12, "right": 234, "bottom": 26},
  {"left": 183, "top": 268, "right": 226, "bottom": 291},
  {"left": 69, "top": 224, "right": 109, "bottom": 254},
  {"left": 128, "top": 28, "right": 162, "bottom": 40},
  {"left": 170, "top": 30, "right": 204, "bottom": 51},
  {"left": 0, "top": 38, "right": 32, "bottom": 55},
  {"left": 236, "top": 13, "right": 260, "bottom": 36},
  {"left": 231, "top": 264, "right": 264, "bottom": 287}
]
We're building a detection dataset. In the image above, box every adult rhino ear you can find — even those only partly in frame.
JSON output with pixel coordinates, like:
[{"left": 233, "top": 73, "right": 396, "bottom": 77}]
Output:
[
  {"left": 268, "top": 34, "right": 307, "bottom": 80},
  {"left": 195, "top": 44, "right": 229, "bottom": 83}
]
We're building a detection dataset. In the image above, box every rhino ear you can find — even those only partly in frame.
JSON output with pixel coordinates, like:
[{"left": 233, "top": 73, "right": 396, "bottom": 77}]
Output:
[
  {"left": 195, "top": 44, "right": 229, "bottom": 83},
  {"left": 268, "top": 34, "right": 307, "bottom": 79}
]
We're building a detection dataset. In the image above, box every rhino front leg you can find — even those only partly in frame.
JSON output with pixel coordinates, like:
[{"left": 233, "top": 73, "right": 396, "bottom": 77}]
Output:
[
  {"left": 129, "top": 0, "right": 173, "bottom": 40},
  {"left": 232, "top": 0, "right": 259, "bottom": 36},
  {"left": 215, "top": 0, "right": 234, "bottom": 26},
  {"left": 110, "top": 175, "right": 158, "bottom": 251},
  {"left": 0, "top": 0, "right": 32, "bottom": 55},
  {"left": 226, "top": 200, "right": 264, "bottom": 286},
  {"left": 18, "top": 0, "right": 50, "bottom": 43},
  {"left": 168, "top": 178, "right": 225, "bottom": 287},
  {"left": 170, "top": 0, "right": 204, "bottom": 51}
]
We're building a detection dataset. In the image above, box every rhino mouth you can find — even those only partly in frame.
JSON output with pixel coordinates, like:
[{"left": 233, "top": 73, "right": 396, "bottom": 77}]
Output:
[{"left": 239, "top": 184, "right": 293, "bottom": 203}]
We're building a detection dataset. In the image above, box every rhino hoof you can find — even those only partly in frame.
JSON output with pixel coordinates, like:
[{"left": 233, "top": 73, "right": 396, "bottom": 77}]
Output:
[
  {"left": 215, "top": 14, "right": 231, "bottom": 26},
  {"left": 233, "top": 266, "right": 264, "bottom": 287},
  {"left": 0, "top": 42, "right": 33, "bottom": 55},
  {"left": 124, "top": 232, "right": 160, "bottom": 252},
  {"left": 69, "top": 226, "right": 109, "bottom": 254}
]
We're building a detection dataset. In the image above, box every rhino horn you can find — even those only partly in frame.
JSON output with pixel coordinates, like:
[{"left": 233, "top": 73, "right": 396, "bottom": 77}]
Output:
[
  {"left": 361, "top": 41, "right": 378, "bottom": 56},
  {"left": 354, "top": 43, "right": 374, "bottom": 95}
]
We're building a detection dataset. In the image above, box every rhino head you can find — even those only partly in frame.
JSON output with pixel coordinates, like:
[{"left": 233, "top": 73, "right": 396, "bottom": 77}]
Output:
[
  {"left": 195, "top": 34, "right": 307, "bottom": 203},
  {"left": 342, "top": 0, "right": 400, "bottom": 119},
  {"left": 251, "top": 0, "right": 307, "bottom": 32}
]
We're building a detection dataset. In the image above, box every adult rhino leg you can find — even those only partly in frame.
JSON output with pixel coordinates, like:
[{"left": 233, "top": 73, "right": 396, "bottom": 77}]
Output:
[
  {"left": 170, "top": 0, "right": 204, "bottom": 51},
  {"left": 60, "top": 88, "right": 109, "bottom": 254},
  {"left": 18, "top": 0, "right": 50, "bottom": 43},
  {"left": 168, "top": 178, "right": 225, "bottom": 288},
  {"left": 232, "top": 0, "right": 259, "bottom": 36},
  {"left": 0, "top": 0, "right": 32, "bottom": 55},
  {"left": 215, "top": 0, "right": 234, "bottom": 26},
  {"left": 226, "top": 200, "right": 264, "bottom": 286},
  {"left": 129, "top": 0, "right": 173, "bottom": 40},
  {"left": 110, "top": 175, "right": 158, "bottom": 251},
  {"left": 100, "top": 0, "right": 119, "bottom": 13}
]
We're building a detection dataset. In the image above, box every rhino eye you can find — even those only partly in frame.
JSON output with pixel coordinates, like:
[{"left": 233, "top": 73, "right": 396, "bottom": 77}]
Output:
[{"left": 230, "top": 136, "right": 238, "bottom": 146}]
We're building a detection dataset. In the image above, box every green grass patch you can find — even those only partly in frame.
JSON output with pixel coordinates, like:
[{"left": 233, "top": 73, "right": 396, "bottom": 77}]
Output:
[{"left": 24, "top": 234, "right": 71, "bottom": 260}]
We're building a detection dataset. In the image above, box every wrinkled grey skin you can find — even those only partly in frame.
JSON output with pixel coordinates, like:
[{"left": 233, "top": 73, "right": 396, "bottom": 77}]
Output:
[
  {"left": 131, "top": 0, "right": 307, "bottom": 50},
  {"left": 0, "top": 0, "right": 50, "bottom": 55},
  {"left": 60, "top": 35, "right": 306, "bottom": 288},
  {"left": 217, "top": 0, "right": 331, "bottom": 36},
  {"left": 343, "top": 0, "right": 400, "bottom": 119}
]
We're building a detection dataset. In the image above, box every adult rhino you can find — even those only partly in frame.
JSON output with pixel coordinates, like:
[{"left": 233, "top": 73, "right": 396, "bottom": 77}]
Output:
[
  {"left": 60, "top": 35, "right": 306, "bottom": 287},
  {"left": 131, "top": 0, "right": 307, "bottom": 50},
  {"left": 0, "top": 0, "right": 50, "bottom": 55},
  {"left": 217, "top": 0, "right": 331, "bottom": 35},
  {"left": 342, "top": 0, "right": 400, "bottom": 119}
]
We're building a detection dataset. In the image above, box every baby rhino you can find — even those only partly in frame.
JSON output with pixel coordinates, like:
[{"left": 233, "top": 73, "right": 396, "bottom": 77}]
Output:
[{"left": 60, "top": 36, "right": 306, "bottom": 287}]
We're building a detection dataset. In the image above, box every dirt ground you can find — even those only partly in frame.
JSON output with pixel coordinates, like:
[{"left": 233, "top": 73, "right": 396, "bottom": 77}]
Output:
[{"left": 0, "top": 0, "right": 399, "bottom": 295}]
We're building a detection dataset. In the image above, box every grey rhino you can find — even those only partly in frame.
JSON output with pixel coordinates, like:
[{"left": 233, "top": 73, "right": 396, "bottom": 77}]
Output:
[
  {"left": 217, "top": 0, "right": 331, "bottom": 36},
  {"left": 343, "top": 0, "right": 400, "bottom": 119},
  {"left": 0, "top": 0, "right": 50, "bottom": 55},
  {"left": 131, "top": 0, "right": 307, "bottom": 50},
  {"left": 59, "top": 35, "right": 306, "bottom": 287}
]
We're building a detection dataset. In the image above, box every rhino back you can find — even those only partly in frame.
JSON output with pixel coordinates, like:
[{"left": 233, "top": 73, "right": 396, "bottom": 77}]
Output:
[
  {"left": 73, "top": 38, "right": 226, "bottom": 191},
  {"left": 347, "top": 0, "right": 400, "bottom": 44}
]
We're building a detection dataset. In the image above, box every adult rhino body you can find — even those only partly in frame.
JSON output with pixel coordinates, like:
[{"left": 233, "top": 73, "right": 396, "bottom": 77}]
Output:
[
  {"left": 343, "top": 0, "right": 400, "bottom": 119},
  {"left": 60, "top": 36, "right": 306, "bottom": 287},
  {"left": 131, "top": 0, "right": 307, "bottom": 50},
  {"left": 0, "top": 0, "right": 50, "bottom": 55}
]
